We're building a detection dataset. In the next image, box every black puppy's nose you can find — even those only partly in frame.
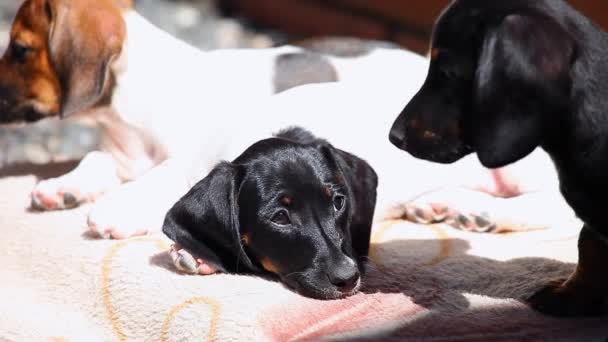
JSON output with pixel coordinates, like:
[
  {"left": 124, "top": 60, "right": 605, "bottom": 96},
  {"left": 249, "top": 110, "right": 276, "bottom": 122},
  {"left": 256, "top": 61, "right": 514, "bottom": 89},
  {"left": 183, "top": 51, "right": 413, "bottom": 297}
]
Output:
[{"left": 327, "top": 266, "right": 360, "bottom": 293}]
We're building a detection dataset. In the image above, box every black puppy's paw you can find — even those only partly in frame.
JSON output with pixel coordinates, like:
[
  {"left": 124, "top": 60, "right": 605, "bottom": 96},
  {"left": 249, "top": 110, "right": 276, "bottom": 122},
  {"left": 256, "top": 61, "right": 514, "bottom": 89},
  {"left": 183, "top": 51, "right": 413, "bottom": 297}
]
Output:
[
  {"left": 169, "top": 244, "right": 219, "bottom": 275},
  {"left": 527, "top": 278, "right": 606, "bottom": 317}
]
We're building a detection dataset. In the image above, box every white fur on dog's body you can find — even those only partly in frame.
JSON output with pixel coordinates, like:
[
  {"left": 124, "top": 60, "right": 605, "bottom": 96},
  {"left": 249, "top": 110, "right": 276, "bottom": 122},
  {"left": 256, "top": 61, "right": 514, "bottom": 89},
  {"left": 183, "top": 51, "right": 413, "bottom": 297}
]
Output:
[{"left": 34, "top": 10, "right": 578, "bottom": 237}]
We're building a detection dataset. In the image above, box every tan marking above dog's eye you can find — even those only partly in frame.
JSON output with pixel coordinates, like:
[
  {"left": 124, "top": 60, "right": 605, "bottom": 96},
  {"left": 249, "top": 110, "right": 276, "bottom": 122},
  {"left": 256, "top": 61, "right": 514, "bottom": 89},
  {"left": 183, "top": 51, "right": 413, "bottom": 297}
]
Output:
[
  {"left": 324, "top": 186, "right": 333, "bottom": 198},
  {"left": 13, "top": 30, "right": 43, "bottom": 49},
  {"left": 431, "top": 48, "right": 440, "bottom": 60},
  {"left": 280, "top": 196, "right": 293, "bottom": 206}
]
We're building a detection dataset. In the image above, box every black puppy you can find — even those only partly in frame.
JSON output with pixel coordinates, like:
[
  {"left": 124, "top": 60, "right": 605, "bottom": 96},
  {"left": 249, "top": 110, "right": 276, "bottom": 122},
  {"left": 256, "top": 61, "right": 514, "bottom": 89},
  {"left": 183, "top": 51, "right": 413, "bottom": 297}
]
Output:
[
  {"left": 390, "top": 0, "right": 608, "bottom": 316},
  {"left": 162, "top": 127, "right": 378, "bottom": 300}
]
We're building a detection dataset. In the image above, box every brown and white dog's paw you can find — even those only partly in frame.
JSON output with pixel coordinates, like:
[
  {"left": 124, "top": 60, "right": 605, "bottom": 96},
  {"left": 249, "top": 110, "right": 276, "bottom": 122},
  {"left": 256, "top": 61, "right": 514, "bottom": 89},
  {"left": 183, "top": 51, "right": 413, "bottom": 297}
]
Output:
[
  {"left": 385, "top": 202, "right": 449, "bottom": 224},
  {"left": 31, "top": 178, "right": 96, "bottom": 211},
  {"left": 30, "top": 151, "right": 121, "bottom": 211},
  {"left": 386, "top": 188, "right": 539, "bottom": 233},
  {"left": 388, "top": 201, "right": 497, "bottom": 233},
  {"left": 86, "top": 198, "right": 153, "bottom": 239},
  {"left": 86, "top": 181, "right": 174, "bottom": 239},
  {"left": 169, "top": 244, "right": 218, "bottom": 275}
]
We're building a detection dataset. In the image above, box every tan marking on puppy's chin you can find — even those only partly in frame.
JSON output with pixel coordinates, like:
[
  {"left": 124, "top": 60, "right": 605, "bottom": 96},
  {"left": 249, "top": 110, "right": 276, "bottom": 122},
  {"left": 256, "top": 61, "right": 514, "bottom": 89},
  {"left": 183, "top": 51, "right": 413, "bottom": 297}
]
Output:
[
  {"left": 241, "top": 233, "right": 250, "bottom": 246},
  {"left": 260, "top": 258, "right": 280, "bottom": 274}
]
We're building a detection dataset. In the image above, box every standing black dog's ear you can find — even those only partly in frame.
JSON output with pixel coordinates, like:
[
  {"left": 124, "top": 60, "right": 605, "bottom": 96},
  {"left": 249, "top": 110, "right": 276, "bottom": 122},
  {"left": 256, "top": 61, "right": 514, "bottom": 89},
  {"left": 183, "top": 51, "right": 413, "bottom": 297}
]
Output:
[
  {"left": 473, "top": 14, "right": 574, "bottom": 168},
  {"left": 162, "top": 162, "right": 258, "bottom": 273},
  {"left": 323, "top": 145, "right": 378, "bottom": 267}
]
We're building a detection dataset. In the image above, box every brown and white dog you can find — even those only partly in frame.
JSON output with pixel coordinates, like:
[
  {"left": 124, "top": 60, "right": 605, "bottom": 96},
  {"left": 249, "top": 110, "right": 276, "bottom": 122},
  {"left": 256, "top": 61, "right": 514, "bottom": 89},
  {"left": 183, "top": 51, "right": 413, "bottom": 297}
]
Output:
[{"left": 0, "top": 0, "right": 577, "bottom": 239}]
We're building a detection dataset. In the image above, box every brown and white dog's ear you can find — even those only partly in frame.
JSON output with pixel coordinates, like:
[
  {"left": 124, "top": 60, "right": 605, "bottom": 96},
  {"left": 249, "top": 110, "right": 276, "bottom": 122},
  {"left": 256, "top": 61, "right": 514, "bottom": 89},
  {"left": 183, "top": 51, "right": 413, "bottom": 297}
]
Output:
[
  {"left": 113, "top": 0, "right": 134, "bottom": 9},
  {"left": 47, "top": 0, "right": 126, "bottom": 117}
]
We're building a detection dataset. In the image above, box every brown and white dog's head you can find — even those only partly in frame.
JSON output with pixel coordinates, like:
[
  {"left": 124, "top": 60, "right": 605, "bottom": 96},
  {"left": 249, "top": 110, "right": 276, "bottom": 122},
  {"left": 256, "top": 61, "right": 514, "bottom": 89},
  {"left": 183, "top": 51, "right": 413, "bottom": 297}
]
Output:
[{"left": 0, "top": 0, "right": 129, "bottom": 123}]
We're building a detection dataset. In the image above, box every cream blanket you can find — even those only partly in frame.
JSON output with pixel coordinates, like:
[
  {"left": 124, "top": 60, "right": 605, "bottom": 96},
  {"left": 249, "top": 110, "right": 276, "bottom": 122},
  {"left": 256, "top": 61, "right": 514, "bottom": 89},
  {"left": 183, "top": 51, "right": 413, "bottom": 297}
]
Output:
[{"left": 0, "top": 164, "right": 606, "bottom": 341}]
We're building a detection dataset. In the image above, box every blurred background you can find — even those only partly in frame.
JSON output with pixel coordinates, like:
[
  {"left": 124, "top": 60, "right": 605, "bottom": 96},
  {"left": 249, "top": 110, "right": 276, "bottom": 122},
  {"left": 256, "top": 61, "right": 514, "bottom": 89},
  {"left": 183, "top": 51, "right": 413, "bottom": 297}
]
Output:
[
  {"left": 0, "top": 0, "right": 606, "bottom": 169},
  {"left": 0, "top": 0, "right": 281, "bottom": 169}
]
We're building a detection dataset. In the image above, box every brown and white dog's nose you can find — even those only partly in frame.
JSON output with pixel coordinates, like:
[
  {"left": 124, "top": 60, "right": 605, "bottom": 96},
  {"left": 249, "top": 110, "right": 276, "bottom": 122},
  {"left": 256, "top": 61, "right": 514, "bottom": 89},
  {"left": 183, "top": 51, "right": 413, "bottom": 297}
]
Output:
[{"left": 327, "top": 262, "right": 360, "bottom": 293}]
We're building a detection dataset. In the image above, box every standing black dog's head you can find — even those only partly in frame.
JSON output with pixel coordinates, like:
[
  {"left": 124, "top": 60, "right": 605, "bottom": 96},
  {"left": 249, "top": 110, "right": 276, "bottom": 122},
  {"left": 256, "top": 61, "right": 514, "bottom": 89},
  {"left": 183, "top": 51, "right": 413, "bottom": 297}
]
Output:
[
  {"left": 390, "top": 0, "right": 579, "bottom": 168},
  {"left": 162, "top": 127, "right": 378, "bottom": 299}
]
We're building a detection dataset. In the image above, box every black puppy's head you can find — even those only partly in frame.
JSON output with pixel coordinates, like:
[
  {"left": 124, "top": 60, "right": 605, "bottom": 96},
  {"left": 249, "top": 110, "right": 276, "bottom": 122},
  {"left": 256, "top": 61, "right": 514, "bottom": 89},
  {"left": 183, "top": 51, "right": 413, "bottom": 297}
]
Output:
[
  {"left": 390, "top": 0, "right": 577, "bottom": 168},
  {"left": 162, "top": 127, "right": 378, "bottom": 299}
]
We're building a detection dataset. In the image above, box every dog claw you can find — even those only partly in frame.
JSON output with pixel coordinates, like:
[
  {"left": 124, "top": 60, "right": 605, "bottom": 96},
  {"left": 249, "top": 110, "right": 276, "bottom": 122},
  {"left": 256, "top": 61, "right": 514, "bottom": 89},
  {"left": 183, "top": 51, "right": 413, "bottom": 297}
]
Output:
[
  {"left": 456, "top": 214, "right": 474, "bottom": 231},
  {"left": 474, "top": 214, "right": 491, "bottom": 227},
  {"left": 30, "top": 187, "right": 85, "bottom": 211},
  {"left": 170, "top": 244, "right": 198, "bottom": 274},
  {"left": 397, "top": 202, "right": 499, "bottom": 234},
  {"left": 169, "top": 244, "right": 219, "bottom": 275},
  {"left": 444, "top": 212, "right": 497, "bottom": 233},
  {"left": 472, "top": 213, "right": 497, "bottom": 233},
  {"left": 408, "top": 206, "right": 433, "bottom": 224},
  {"left": 430, "top": 204, "right": 449, "bottom": 221},
  {"left": 62, "top": 192, "right": 79, "bottom": 208},
  {"left": 401, "top": 203, "right": 448, "bottom": 224}
]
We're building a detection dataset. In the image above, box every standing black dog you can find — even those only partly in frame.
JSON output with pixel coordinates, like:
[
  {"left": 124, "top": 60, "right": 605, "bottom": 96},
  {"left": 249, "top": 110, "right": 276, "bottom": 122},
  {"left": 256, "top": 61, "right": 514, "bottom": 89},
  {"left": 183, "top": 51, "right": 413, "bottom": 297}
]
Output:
[
  {"left": 390, "top": 0, "right": 608, "bottom": 316},
  {"left": 163, "top": 127, "right": 377, "bottom": 300}
]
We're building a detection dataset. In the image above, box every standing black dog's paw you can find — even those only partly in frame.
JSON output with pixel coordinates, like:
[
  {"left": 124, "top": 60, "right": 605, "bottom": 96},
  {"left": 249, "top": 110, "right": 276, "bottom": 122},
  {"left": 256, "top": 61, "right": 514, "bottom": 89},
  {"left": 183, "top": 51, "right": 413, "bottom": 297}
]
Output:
[{"left": 527, "top": 278, "right": 606, "bottom": 317}]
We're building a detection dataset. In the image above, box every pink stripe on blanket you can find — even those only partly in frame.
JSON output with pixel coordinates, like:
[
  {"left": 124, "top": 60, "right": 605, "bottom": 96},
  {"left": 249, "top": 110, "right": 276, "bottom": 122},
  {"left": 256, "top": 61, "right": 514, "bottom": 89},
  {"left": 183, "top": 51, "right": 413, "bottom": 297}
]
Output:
[{"left": 259, "top": 292, "right": 424, "bottom": 341}]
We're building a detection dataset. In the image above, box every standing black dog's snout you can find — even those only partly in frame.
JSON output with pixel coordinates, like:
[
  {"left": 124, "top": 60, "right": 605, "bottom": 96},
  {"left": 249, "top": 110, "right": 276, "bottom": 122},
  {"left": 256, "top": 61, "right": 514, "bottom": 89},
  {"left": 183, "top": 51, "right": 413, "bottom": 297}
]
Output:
[
  {"left": 327, "top": 263, "right": 360, "bottom": 293},
  {"left": 389, "top": 127, "right": 405, "bottom": 148}
]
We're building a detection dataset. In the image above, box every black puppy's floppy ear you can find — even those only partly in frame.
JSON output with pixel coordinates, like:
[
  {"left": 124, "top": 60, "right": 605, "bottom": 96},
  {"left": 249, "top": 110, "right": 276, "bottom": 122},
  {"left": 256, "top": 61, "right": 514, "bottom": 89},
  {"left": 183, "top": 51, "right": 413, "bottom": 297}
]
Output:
[
  {"left": 162, "top": 162, "right": 259, "bottom": 273},
  {"left": 473, "top": 14, "right": 574, "bottom": 168},
  {"left": 321, "top": 144, "right": 378, "bottom": 267}
]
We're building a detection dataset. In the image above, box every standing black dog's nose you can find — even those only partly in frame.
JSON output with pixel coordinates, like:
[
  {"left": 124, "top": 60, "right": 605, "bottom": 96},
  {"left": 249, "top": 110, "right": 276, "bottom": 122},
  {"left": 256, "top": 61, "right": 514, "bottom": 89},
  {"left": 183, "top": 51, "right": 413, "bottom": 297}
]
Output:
[
  {"left": 328, "top": 266, "right": 360, "bottom": 293},
  {"left": 389, "top": 124, "right": 406, "bottom": 148}
]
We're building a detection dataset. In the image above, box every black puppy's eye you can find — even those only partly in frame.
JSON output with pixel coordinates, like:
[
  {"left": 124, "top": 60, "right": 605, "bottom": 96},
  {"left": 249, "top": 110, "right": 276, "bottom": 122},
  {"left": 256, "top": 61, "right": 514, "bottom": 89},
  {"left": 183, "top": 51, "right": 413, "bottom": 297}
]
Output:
[
  {"left": 271, "top": 210, "right": 291, "bottom": 226},
  {"left": 12, "top": 42, "right": 31, "bottom": 62},
  {"left": 333, "top": 195, "right": 345, "bottom": 211}
]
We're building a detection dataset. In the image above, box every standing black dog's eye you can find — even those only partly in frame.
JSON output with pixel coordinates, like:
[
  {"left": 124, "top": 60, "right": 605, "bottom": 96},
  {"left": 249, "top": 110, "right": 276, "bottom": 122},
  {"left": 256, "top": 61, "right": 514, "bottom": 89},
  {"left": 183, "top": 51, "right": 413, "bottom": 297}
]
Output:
[
  {"left": 333, "top": 195, "right": 345, "bottom": 211},
  {"left": 271, "top": 210, "right": 291, "bottom": 225}
]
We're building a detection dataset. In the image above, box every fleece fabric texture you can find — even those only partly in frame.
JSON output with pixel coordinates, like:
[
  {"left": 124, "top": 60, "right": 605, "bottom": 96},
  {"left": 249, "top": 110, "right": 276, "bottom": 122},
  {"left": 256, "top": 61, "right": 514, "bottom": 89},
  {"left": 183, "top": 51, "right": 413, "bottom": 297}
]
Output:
[{"left": 0, "top": 163, "right": 606, "bottom": 341}]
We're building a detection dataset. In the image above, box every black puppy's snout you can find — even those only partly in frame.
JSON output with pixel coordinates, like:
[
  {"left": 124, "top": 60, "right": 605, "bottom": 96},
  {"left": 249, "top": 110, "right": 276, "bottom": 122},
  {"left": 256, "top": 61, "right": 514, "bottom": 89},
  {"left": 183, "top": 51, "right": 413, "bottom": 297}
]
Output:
[{"left": 327, "top": 263, "right": 360, "bottom": 293}]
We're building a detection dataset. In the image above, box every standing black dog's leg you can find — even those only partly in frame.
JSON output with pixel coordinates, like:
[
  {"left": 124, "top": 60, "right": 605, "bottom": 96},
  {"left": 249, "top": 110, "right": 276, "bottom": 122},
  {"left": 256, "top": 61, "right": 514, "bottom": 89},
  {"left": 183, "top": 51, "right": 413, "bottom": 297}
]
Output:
[{"left": 528, "top": 225, "right": 608, "bottom": 316}]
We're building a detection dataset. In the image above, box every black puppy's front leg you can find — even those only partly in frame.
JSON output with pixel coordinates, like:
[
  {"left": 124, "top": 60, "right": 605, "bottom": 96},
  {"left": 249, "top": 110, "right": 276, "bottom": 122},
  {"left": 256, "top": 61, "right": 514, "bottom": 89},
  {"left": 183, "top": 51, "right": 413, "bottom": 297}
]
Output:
[{"left": 528, "top": 225, "right": 608, "bottom": 316}]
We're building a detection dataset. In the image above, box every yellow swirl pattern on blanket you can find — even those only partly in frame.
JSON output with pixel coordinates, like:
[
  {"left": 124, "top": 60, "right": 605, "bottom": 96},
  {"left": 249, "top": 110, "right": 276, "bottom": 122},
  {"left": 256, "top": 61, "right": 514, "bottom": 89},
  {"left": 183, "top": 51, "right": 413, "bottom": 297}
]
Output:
[
  {"left": 101, "top": 236, "right": 222, "bottom": 341},
  {"left": 101, "top": 237, "right": 167, "bottom": 341},
  {"left": 370, "top": 220, "right": 450, "bottom": 269},
  {"left": 160, "top": 297, "right": 221, "bottom": 342},
  {"left": 99, "top": 221, "right": 450, "bottom": 341}
]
